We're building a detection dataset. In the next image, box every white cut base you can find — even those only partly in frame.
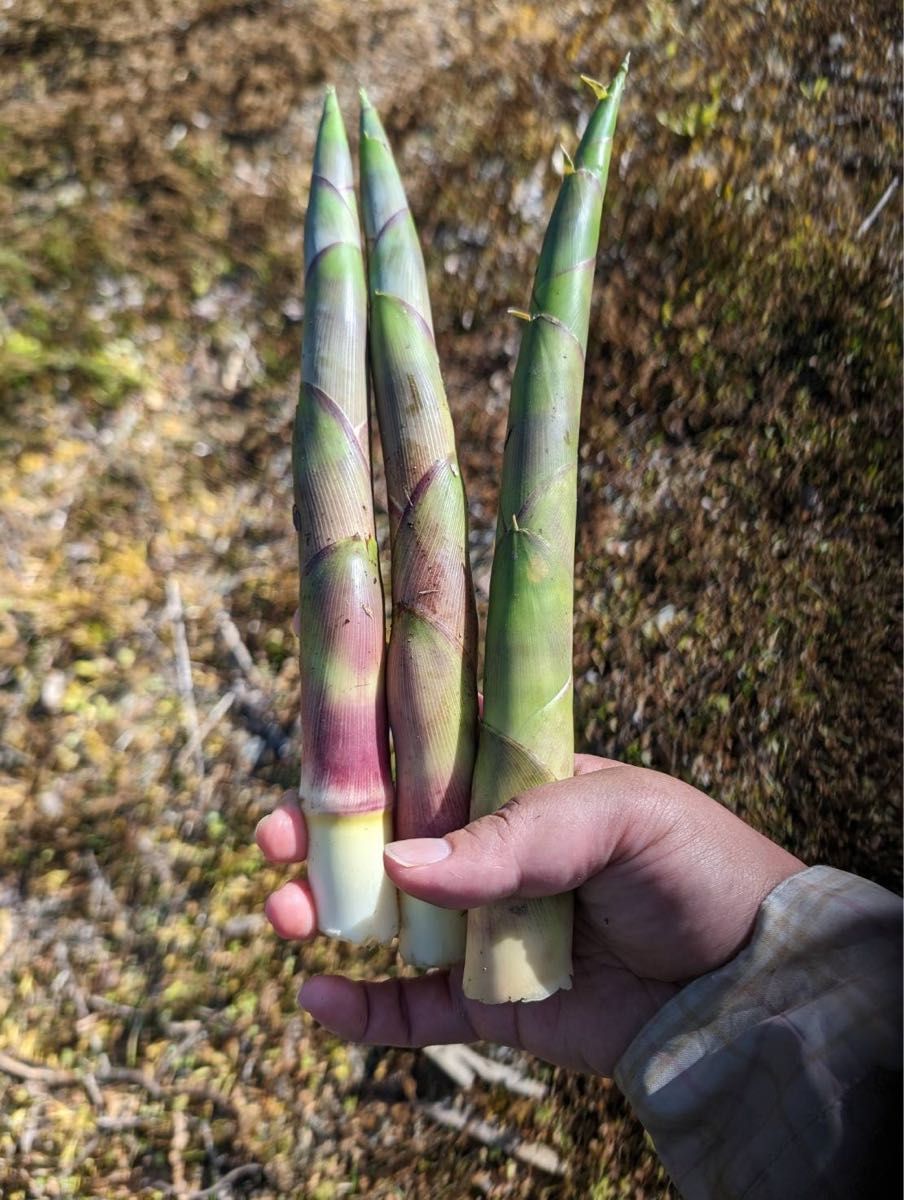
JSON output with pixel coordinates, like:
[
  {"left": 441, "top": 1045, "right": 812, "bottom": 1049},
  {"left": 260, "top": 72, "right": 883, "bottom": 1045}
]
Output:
[
  {"left": 463, "top": 893, "right": 574, "bottom": 1003},
  {"left": 305, "top": 810, "right": 398, "bottom": 944},
  {"left": 399, "top": 895, "right": 466, "bottom": 968}
]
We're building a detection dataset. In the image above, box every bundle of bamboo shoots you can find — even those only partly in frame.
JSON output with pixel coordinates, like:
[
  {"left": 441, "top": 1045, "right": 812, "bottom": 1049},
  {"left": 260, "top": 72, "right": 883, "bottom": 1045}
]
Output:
[{"left": 292, "top": 62, "right": 628, "bottom": 998}]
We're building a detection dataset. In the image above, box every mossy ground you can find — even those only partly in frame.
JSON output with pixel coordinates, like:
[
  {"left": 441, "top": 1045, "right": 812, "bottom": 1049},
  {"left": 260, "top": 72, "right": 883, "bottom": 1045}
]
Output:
[{"left": 0, "top": 1, "right": 900, "bottom": 1196}]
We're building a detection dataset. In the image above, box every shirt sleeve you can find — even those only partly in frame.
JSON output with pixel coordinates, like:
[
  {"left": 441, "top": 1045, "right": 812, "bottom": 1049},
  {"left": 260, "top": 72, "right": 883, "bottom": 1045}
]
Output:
[{"left": 613, "top": 865, "right": 902, "bottom": 1200}]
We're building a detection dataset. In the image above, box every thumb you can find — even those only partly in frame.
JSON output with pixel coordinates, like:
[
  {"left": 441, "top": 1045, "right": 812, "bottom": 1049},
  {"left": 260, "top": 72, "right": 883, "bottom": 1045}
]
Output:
[{"left": 383, "top": 764, "right": 647, "bottom": 909}]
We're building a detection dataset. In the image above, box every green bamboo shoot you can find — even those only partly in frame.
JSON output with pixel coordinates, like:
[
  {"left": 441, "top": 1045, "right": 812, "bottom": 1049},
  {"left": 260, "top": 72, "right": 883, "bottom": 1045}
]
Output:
[
  {"left": 359, "top": 91, "right": 478, "bottom": 967},
  {"left": 293, "top": 88, "right": 397, "bottom": 944},
  {"left": 463, "top": 60, "right": 629, "bottom": 1003}
]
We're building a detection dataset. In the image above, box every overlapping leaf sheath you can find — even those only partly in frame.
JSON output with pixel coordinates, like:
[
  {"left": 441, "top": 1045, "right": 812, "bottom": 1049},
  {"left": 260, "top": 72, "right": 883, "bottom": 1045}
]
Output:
[
  {"left": 463, "top": 60, "right": 629, "bottom": 1003},
  {"left": 293, "top": 88, "right": 397, "bottom": 944},
  {"left": 360, "top": 92, "right": 478, "bottom": 967}
]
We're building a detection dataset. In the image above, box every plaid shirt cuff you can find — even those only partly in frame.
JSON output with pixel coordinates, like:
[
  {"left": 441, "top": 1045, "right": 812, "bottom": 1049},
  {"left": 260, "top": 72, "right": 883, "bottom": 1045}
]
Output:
[{"left": 614, "top": 866, "right": 902, "bottom": 1200}]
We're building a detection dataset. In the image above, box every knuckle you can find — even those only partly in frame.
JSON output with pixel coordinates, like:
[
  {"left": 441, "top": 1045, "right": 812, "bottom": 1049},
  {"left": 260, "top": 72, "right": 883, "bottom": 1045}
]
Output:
[
  {"left": 476, "top": 798, "right": 530, "bottom": 892},
  {"left": 494, "top": 793, "right": 530, "bottom": 835}
]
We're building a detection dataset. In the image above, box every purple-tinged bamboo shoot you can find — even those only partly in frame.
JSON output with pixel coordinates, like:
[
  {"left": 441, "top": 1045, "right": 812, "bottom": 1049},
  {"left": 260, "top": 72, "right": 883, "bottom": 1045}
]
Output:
[
  {"left": 293, "top": 88, "right": 397, "bottom": 943},
  {"left": 360, "top": 91, "right": 478, "bottom": 966}
]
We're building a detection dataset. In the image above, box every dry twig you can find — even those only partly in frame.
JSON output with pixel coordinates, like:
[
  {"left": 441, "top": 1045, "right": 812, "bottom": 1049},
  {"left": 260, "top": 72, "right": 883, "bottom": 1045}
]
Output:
[
  {"left": 423, "top": 1044, "right": 548, "bottom": 1099},
  {"left": 0, "top": 1050, "right": 79, "bottom": 1087},
  {"left": 175, "top": 1163, "right": 264, "bottom": 1199},
  {"left": 169, "top": 1107, "right": 190, "bottom": 1196},
  {"left": 176, "top": 688, "right": 236, "bottom": 769},
  {"left": 166, "top": 577, "right": 206, "bottom": 782},
  {"left": 215, "top": 609, "right": 268, "bottom": 691},
  {"left": 856, "top": 177, "right": 899, "bottom": 238},
  {"left": 419, "top": 1100, "right": 563, "bottom": 1175}
]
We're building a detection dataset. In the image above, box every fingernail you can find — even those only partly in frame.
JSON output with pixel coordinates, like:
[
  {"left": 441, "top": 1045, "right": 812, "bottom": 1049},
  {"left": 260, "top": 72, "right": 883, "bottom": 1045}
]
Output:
[
  {"left": 384, "top": 837, "right": 451, "bottom": 867},
  {"left": 255, "top": 811, "right": 281, "bottom": 841}
]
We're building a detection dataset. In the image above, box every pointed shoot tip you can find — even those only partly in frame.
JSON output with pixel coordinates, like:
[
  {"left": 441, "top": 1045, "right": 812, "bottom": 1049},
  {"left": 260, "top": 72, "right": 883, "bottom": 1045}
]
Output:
[
  {"left": 581, "top": 55, "right": 631, "bottom": 103},
  {"left": 609, "top": 54, "right": 631, "bottom": 92},
  {"left": 359, "top": 93, "right": 387, "bottom": 147},
  {"left": 580, "top": 74, "right": 608, "bottom": 101},
  {"left": 507, "top": 308, "right": 532, "bottom": 322}
]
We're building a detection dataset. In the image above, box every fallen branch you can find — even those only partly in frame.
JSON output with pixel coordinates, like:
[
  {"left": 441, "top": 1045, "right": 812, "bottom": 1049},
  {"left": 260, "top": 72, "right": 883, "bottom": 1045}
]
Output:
[
  {"left": 419, "top": 1100, "right": 563, "bottom": 1175},
  {"left": 0, "top": 1052, "right": 110, "bottom": 1113},
  {"left": 214, "top": 605, "right": 289, "bottom": 765},
  {"left": 423, "top": 1044, "right": 547, "bottom": 1099},
  {"left": 166, "top": 577, "right": 205, "bottom": 782},
  {"left": 96, "top": 1115, "right": 155, "bottom": 1132},
  {"left": 215, "top": 609, "right": 268, "bottom": 692},
  {"left": 169, "top": 1107, "right": 190, "bottom": 1197},
  {"left": 177, "top": 1163, "right": 264, "bottom": 1199},
  {"left": 856, "top": 176, "right": 899, "bottom": 239},
  {"left": 97, "top": 1066, "right": 164, "bottom": 1098},
  {"left": 231, "top": 677, "right": 290, "bottom": 763},
  {"left": 0, "top": 1050, "right": 78, "bottom": 1087},
  {"left": 176, "top": 689, "right": 236, "bottom": 770}
]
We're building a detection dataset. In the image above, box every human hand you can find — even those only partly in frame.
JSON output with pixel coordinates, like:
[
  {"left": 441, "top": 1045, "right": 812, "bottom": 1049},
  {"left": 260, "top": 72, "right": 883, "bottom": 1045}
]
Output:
[{"left": 256, "top": 754, "right": 804, "bottom": 1076}]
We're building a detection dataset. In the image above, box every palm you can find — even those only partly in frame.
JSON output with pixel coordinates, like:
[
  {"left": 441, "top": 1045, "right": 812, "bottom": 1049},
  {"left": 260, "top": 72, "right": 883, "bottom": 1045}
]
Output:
[{"left": 493, "top": 895, "right": 681, "bottom": 1076}]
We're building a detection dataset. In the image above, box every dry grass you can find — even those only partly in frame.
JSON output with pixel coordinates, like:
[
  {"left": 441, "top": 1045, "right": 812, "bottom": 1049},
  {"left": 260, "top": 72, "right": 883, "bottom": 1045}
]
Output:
[{"left": 0, "top": 1, "right": 900, "bottom": 1196}]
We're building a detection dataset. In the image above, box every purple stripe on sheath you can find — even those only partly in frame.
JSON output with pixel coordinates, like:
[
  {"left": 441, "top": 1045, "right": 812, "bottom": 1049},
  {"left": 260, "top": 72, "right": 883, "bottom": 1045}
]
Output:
[
  {"left": 310, "top": 172, "right": 358, "bottom": 219},
  {"left": 300, "top": 382, "right": 370, "bottom": 472},
  {"left": 305, "top": 237, "right": 360, "bottom": 281},
  {"left": 371, "top": 205, "right": 409, "bottom": 249},
  {"left": 373, "top": 290, "right": 436, "bottom": 347}
]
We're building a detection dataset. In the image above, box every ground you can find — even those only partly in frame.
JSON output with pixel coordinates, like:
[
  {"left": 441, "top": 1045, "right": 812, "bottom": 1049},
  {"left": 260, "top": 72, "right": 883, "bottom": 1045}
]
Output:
[{"left": 0, "top": 1, "right": 900, "bottom": 1197}]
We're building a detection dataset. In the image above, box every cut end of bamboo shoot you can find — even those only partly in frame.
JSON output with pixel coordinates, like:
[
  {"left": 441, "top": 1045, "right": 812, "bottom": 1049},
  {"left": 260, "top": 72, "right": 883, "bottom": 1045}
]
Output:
[
  {"left": 463, "top": 894, "right": 574, "bottom": 1004},
  {"left": 304, "top": 810, "right": 399, "bottom": 944},
  {"left": 398, "top": 895, "right": 466, "bottom": 968}
]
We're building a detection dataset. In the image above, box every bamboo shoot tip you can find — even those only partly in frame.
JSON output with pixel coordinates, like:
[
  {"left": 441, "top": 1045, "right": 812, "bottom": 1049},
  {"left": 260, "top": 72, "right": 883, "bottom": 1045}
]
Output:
[
  {"left": 507, "top": 307, "right": 532, "bottom": 322},
  {"left": 580, "top": 74, "right": 608, "bottom": 101}
]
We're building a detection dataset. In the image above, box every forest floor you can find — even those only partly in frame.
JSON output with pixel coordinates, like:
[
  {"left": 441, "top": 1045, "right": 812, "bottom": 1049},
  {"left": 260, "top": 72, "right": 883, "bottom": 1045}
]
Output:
[{"left": 0, "top": 1, "right": 901, "bottom": 1196}]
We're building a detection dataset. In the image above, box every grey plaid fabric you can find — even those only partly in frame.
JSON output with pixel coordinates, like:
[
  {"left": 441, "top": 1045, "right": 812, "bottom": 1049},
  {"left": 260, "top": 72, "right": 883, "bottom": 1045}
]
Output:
[{"left": 615, "top": 866, "right": 902, "bottom": 1199}]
